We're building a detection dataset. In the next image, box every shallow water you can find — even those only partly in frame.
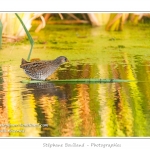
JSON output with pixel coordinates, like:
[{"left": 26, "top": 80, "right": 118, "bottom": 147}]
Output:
[{"left": 1, "top": 23, "right": 150, "bottom": 137}]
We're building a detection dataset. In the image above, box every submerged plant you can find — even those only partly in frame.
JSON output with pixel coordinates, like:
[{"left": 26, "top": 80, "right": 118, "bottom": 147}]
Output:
[{"left": 21, "top": 79, "right": 135, "bottom": 84}]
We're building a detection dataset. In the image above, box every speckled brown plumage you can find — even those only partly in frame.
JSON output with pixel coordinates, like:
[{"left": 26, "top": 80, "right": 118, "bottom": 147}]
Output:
[{"left": 20, "top": 56, "right": 68, "bottom": 80}]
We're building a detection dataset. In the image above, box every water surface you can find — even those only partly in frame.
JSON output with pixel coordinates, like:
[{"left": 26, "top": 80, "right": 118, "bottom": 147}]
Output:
[{"left": 0, "top": 24, "right": 150, "bottom": 137}]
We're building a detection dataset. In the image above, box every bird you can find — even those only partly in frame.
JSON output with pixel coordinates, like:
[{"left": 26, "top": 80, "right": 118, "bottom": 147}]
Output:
[{"left": 20, "top": 56, "right": 68, "bottom": 80}]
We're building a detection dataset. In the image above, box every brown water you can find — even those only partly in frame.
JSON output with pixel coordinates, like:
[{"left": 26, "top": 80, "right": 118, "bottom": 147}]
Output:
[{"left": 0, "top": 23, "right": 150, "bottom": 137}]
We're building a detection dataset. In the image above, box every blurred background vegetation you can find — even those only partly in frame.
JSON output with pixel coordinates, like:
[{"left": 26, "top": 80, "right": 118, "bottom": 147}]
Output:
[{"left": 1, "top": 13, "right": 150, "bottom": 42}]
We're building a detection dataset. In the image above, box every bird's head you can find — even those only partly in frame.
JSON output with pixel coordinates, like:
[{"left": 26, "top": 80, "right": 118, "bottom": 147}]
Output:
[{"left": 59, "top": 56, "right": 69, "bottom": 64}]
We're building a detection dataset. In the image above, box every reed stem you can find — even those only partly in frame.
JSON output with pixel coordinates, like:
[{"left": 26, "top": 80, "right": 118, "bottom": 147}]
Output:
[{"left": 15, "top": 13, "right": 34, "bottom": 61}]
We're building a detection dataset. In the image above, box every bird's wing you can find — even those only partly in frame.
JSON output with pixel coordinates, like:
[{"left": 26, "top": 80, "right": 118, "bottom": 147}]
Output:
[{"left": 20, "top": 61, "right": 52, "bottom": 72}]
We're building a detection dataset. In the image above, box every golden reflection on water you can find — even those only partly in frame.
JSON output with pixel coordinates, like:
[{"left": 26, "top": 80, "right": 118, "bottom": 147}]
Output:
[{"left": 76, "top": 84, "right": 91, "bottom": 136}]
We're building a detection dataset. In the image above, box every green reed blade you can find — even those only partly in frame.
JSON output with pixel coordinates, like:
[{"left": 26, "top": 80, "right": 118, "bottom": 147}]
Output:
[
  {"left": 15, "top": 13, "right": 34, "bottom": 61},
  {"left": 21, "top": 79, "right": 136, "bottom": 84},
  {"left": 0, "top": 20, "right": 3, "bottom": 49}
]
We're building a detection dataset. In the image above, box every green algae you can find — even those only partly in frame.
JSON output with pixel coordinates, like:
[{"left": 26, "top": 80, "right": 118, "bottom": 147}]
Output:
[{"left": 1, "top": 23, "right": 150, "bottom": 65}]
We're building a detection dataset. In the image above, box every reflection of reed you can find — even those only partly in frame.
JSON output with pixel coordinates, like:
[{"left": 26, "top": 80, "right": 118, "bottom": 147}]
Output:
[
  {"left": 77, "top": 84, "right": 93, "bottom": 136},
  {"left": 140, "top": 59, "right": 150, "bottom": 111},
  {"left": 75, "top": 64, "right": 96, "bottom": 136},
  {"left": 59, "top": 100, "right": 74, "bottom": 136}
]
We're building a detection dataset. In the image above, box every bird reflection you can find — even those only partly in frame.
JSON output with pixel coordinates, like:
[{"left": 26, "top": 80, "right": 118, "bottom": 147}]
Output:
[{"left": 23, "top": 82, "right": 67, "bottom": 101}]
